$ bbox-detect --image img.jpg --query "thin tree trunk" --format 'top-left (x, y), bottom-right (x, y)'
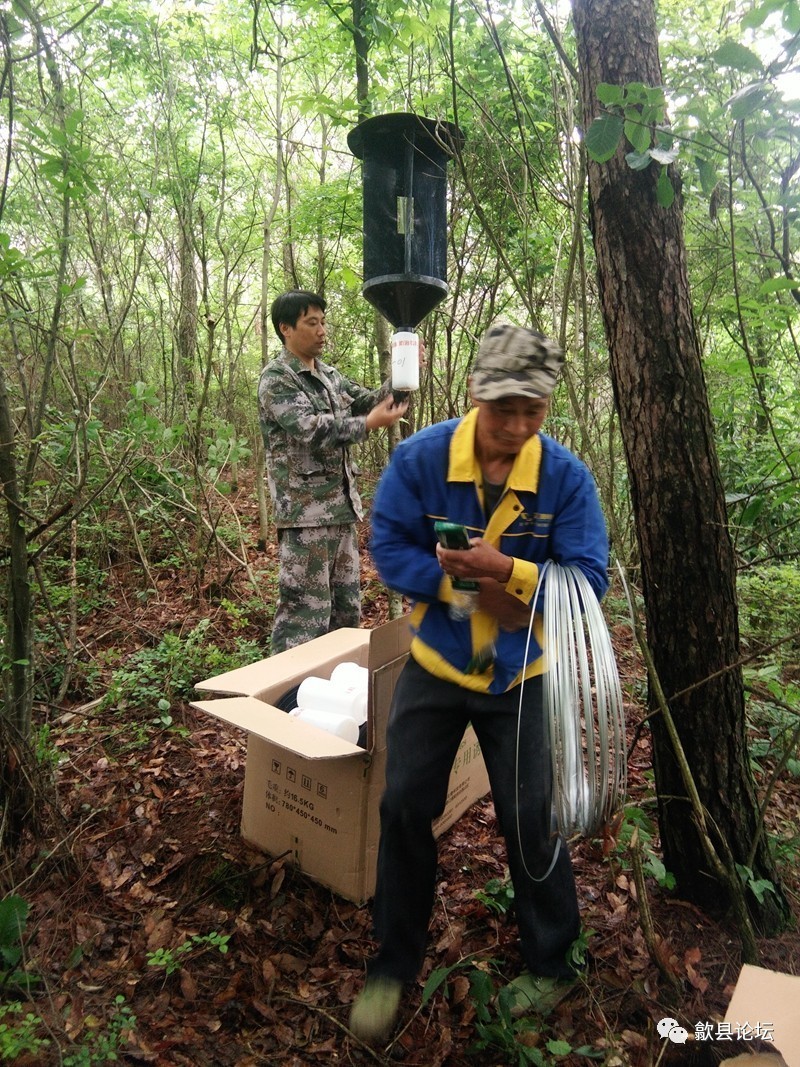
top-left (176, 201), bottom-right (198, 414)
top-left (258, 44), bottom-right (285, 552)
top-left (0, 361), bottom-right (32, 737)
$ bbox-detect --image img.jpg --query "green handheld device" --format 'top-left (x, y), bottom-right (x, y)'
top-left (434, 521), bottom-right (479, 591)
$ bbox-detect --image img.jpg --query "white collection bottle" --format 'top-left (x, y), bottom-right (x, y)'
top-left (391, 331), bottom-right (419, 391)
top-left (289, 706), bottom-right (360, 744)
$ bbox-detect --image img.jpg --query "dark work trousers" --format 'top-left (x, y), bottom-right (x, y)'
top-left (369, 656), bottom-right (580, 984)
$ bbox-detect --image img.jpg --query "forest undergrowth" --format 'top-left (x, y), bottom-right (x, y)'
top-left (1, 483), bottom-right (799, 1067)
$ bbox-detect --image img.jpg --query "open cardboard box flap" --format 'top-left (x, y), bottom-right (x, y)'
top-left (194, 627), bottom-right (370, 703)
top-left (191, 695), bottom-right (364, 760)
top-left (723, 964), bottom-right (799, 1067)
top-left (191, 620), bottom-right (413, 761)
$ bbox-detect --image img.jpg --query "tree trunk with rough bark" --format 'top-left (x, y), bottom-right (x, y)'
top-left (571, 0), bottom-right (788, 933)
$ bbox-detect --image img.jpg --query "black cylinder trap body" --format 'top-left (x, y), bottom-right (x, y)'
top-left (347, 112), bottom-right (463, 331)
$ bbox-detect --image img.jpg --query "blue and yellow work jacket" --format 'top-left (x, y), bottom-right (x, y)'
top-left (370, 409), bottom-right (609, 694)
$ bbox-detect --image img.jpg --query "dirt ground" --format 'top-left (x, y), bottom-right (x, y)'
top-left (3, 489), bottom-right (798, 1067)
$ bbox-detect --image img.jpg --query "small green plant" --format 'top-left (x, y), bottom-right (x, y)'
top-left (567, 927), bottom-right (593, 972)
top-left (614, 806), bottom-right (676, 890)
top-left (0, 1002), bottom-right (50, 1060)
top-left (735, 863), bottom-right (778, 907)
top-left (0, 894), bottom-right (39, 992)
top-left (146, 931), bottom-right (230, 977)
top-left (421, 958), bottom-right (599, 1065)
top-left (62, 995), bottom-right (137, 1066)
top-left (474, 875), bottom-right (515, 916)
top-left (32, 723), bottom-right (62, 770)
top-left (219, 598), bottom-right (250, 632)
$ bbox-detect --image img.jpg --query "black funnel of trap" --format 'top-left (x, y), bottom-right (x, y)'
top-left (347, 113), bottom-right (463, 329)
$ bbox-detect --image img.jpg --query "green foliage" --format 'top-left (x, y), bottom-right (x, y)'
top-left (0, 1003), bottom-right (50, 1061)
top-left (567, 927), bottom-right (594, 973)
top-left (31, 547), bottom-right (113, 699)
top-left (422, 956), bottom-right (596, 1064)
top-left (0, 895), bottom-right (39, 993)
top-left (1, 884), bottom-right (121, 1064)
top-left (472, 978), bottom-right (557, 1065)
top-left (203, 421), bottom-right (251, 488)
top-left (719, 426), bottom-right (800, 567)
top-left (20, 108), bottom-right (100, 202)
top-left (738, 566), bottom-right (800, 656)
top-left (146, 932), bottom-right (230, 977)
top-left (474, 875), bottom-right (515, 915)
top-left (61, 996), bottom-right (137, 1066)
top-left (744, 664), bottom-right (800, 803)
top-left (585, 81), bottom-right (677, 204)
top-left (31, 724), bottom-right (62, 770)
top-left (614, 806), bottom-right (677, 890)
top-left (735, 863), bottom-right (777, 906)
top-left (100, 618), bottom-right (262, 718)
top-left (123, 382), bottom-right (187, 493)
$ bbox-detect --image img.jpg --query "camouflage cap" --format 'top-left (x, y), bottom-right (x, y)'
top-left (470, 323), bottom-right (564, 401)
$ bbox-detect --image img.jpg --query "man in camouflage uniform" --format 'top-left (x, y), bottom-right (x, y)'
top-left (259, 290), bottom-right (408, 653)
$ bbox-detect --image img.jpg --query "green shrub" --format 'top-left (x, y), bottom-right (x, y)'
top-left (101, 618), bottom-right (262, 716)
top-left (421, 956), bottom-right (596, 1064)
top-left (613, 804), bottom-right (676, 890)
top-left (738, 565), bottom-right (800, 656)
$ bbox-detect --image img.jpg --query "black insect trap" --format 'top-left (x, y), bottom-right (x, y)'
top-left (347, 112), bottom-right (463, 392)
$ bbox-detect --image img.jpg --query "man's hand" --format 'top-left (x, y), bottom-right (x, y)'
top-left (436, 537), bottom-right (533, 631)
top-left (436, 536), bottom-right (513, 584)
top-left (366, 395), bottom-right (409, 431)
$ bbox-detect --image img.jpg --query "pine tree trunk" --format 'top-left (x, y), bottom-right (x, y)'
top-left (572, 0), bottom-right (788, 933)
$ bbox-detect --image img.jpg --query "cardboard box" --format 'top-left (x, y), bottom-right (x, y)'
top-left (191, 617), bottom-right (490, 904)
top-left (722, 964), bottom-right (798, 1066)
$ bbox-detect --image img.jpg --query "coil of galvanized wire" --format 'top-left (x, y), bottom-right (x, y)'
top-left (537, 561), bottom-right (626, 837)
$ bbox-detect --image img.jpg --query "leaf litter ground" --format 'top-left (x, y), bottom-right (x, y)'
top-left (5, 494), bottom-right (800, 1067)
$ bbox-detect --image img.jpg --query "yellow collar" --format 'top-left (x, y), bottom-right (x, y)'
top-left (448, 408), bottom-right (542, 494)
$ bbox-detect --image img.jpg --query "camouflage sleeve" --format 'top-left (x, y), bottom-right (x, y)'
top-left (343, 376), bottom-right (392, 415)
top-left (259, 361), bottom-right (370, 449)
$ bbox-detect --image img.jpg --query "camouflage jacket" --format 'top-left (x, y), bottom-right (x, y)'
top-left (258, 349), bottom-right (388, 528)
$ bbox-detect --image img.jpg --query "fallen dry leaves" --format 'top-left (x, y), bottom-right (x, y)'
top-left (3, 490), bottom-right (799, 1067)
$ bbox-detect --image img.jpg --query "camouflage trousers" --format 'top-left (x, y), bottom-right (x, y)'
top-left (270, 523), bottom-right (361, 654)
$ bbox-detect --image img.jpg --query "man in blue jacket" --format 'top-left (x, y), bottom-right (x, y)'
top-left (349, 323), bottom-right (609, 1043)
